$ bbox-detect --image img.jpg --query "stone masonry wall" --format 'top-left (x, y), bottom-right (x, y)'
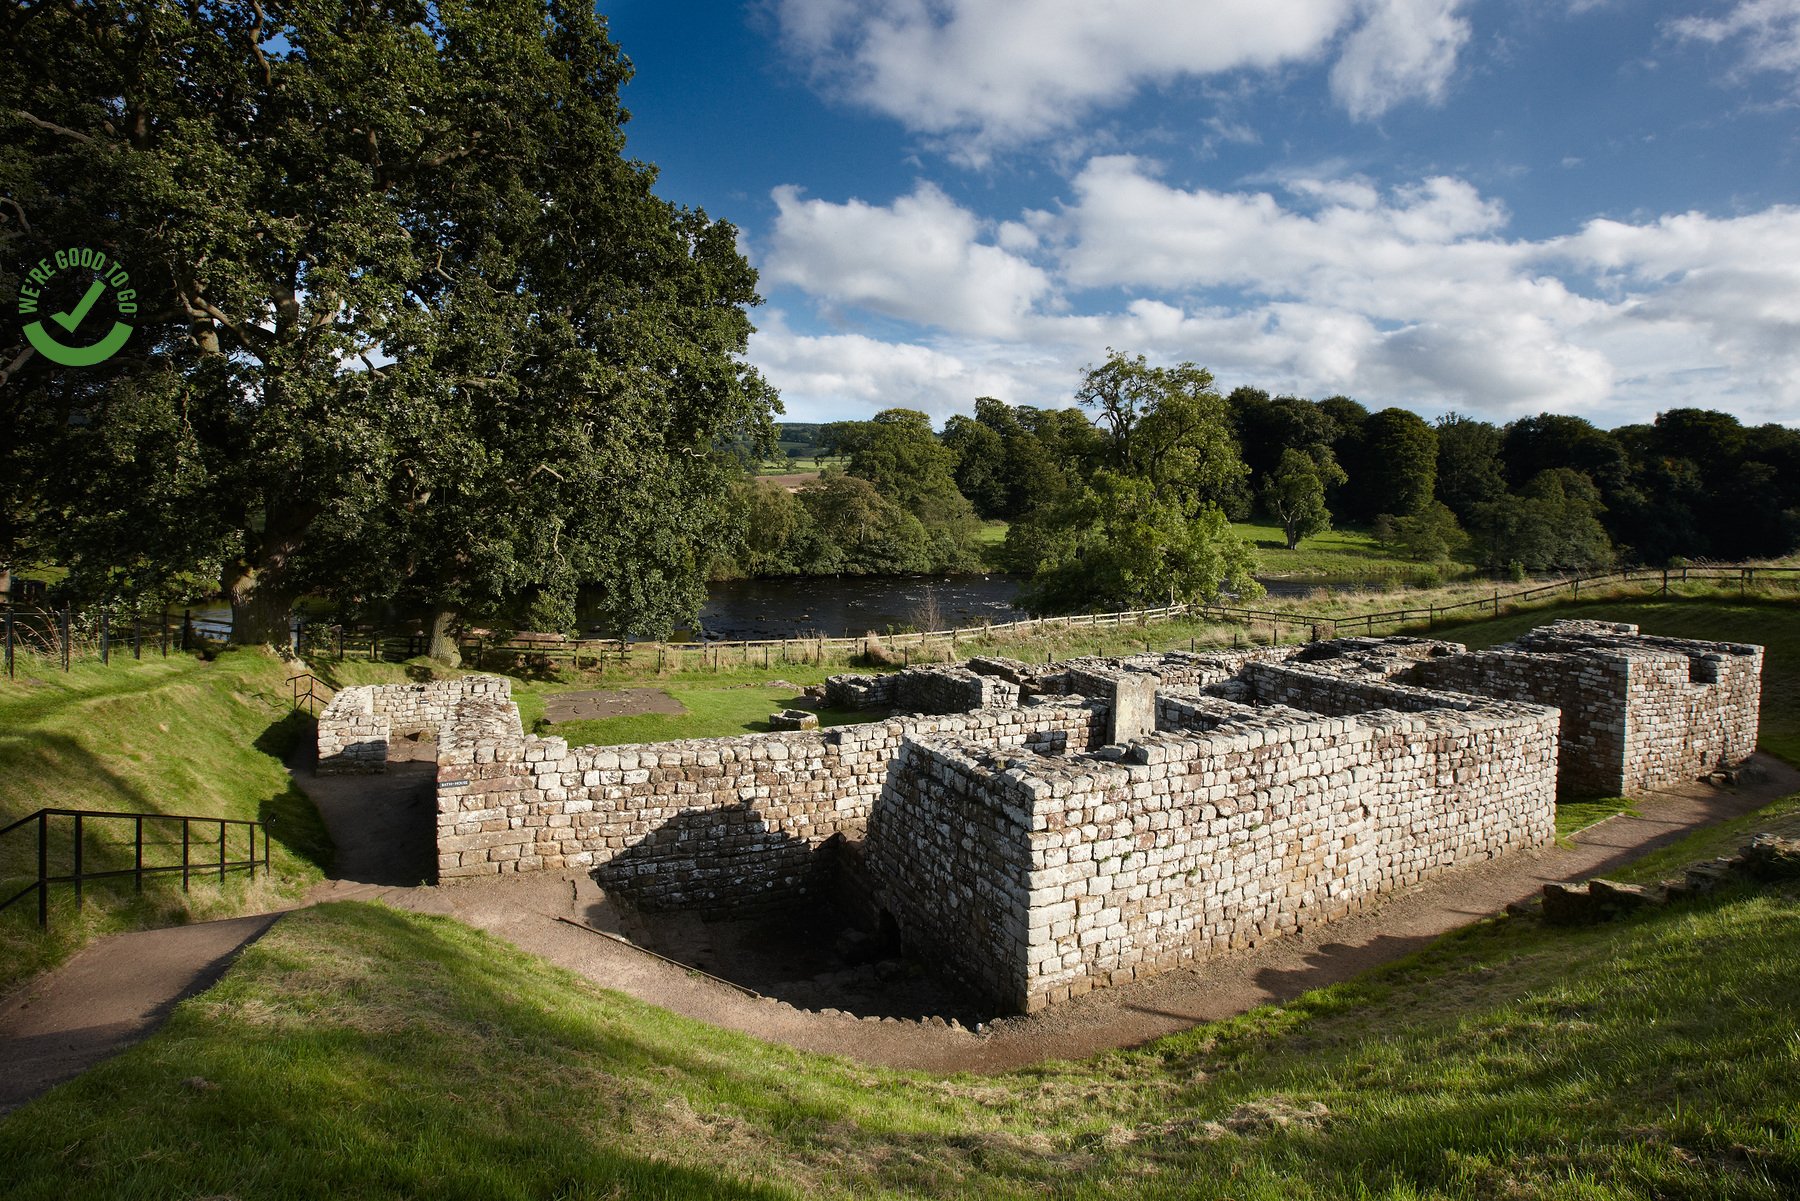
top-left (434, 697), bottom-right (1106, 908)
top-left (884, 694), bottom-right (1559, 1013)
top-left (317, 676), bottom-right (513, 775)
top-left (1397, 621), bottom-right (1762, 795)
top-left (824, 665), bottom-right (1019, 713)
top-left (864, 735), bottom-right (1038, 1008)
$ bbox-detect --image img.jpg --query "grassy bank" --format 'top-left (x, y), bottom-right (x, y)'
top-left (0, 650), bottom-right (333, 993)
top-left (3, 860), bottom-right (1797, 1197)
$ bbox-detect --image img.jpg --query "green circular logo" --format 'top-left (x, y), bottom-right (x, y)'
top-left (17, 247), bottom-right (136, 367)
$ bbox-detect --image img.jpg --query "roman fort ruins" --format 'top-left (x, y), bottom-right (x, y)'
top-left (315, 620), bottom-right (1762, 1015)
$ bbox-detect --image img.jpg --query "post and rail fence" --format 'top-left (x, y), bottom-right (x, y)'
top-left (4, 563), bottom-right (1799, 681)
top-left (0, 808), bottom-right (269, 928)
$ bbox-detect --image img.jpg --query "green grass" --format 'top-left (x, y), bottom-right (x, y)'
top-left (0, 649), bottom-right (332, 993)
top-left (1233, 519), bottom-right (1471, 582)
top-left (541, 687), bottom-right (868, 746)
top-left (1555, 797), bottom-right (1640, 840)
top-left (1605, 791), bottom-right (1800, 887)
top-left (3, 870), bottom-right (1798, 1198)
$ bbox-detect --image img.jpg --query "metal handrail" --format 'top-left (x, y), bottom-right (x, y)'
top-left (287, 672), bottom-right (333, 715)
top-left (0, 807), bottom-right (269, 928)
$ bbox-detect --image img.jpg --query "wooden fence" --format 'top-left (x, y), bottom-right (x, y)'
top-left (7, 563), bottom-right (1798, 678)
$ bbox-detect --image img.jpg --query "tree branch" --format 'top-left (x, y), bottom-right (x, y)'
top-left (0, 344), bottom-right (35, 388)
top-left (0, 195), bottom-right (30, 232)
top-left (13, 109), bottom-right (94, 144)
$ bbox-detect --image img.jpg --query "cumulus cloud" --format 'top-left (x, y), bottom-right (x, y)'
top-left (761, 183), bottom-right (1052, 337)
top-left (1330, 0), bottom-right (1472, 120)
top-left (748, 161), bottom-right (1800, 426)
top-left (1667, 0), bottom-right (1800, 82)
top-left (772, 0), bottom-right (1471, 156)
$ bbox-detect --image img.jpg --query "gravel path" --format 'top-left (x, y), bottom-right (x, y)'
top-left (2, 751), bottom-right (1794, 1114)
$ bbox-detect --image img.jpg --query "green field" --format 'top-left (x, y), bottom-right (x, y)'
top-left (0, 651), bottom-right (336, 991)
top-left (1232, 518), bottom-right (1473, 582)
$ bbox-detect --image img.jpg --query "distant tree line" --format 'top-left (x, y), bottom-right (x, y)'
top-left (719, 357), bottom-right (1800, 615)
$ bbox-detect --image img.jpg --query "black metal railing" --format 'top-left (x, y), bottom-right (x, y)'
top-left (0, 808), bottom-right (269, 928)
top-left (287, 672), bottom-right (333, 715)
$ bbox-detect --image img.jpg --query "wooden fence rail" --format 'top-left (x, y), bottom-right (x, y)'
top-left (6, 564), bottom-right (1798, 678)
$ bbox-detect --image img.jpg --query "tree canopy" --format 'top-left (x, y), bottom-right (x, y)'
top-left (1, 0), bottom-right (775, 645)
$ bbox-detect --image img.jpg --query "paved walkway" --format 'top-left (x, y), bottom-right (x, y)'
top-left (2, 753), bottom-right (1795, 1112)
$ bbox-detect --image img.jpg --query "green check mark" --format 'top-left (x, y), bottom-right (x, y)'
top-left (52, 279), bottom-right (107, 333)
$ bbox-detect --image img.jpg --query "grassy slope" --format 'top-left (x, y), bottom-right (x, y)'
top-left (2, 874), bottom-right (1796, 1198)
top-left (0, 650), bottom-right (332, 992)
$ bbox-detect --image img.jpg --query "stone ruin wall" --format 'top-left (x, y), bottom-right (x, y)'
top-left (873, 687), bottom-right (1559, 1013)
top-left (317, 676), bottom-right (514, 774)
top-left (314, 619), bottom-right (1762, 1015)
top-left (1391, 621), bottom-right (1762, 795)
top-left (432, 696), bottom-right (1106, 907)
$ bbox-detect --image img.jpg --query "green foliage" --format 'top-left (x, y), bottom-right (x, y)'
top-left (1261, 447), bottom-right (1345, 551)
top-left (1433, 412), bottom-right (1507, 525)
top-left (1473, 468), bottom-right (1615, 573)
top-left (1355, 407), bottom-right (1438, 520)
top-left (1389, 500), bottom-right (1470, 564)
top-left (823, 410), bottom-right (981, 570)
top-left (1007, 470), bottom-right (1260, 614)
top-left (942, 398), bottom-right (1082, 522)
top-left (1076, 350), bottom-right (1248, 514)
top-left (1, 0), bottom-right (775, 641)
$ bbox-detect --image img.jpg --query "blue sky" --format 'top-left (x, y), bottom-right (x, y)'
top-left (604, 1), bottom-right (1800, 429)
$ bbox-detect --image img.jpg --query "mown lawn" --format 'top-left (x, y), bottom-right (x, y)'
top-left (541, 687), bottom-right (868, 746)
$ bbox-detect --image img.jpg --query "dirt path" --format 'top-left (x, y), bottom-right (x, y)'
top-left (3, 753), bottom-right (1795, 1114)
top-left (0, 913), bottom-right (281, 1115)
top-left (406, 755), bottom-right (1800, 1073)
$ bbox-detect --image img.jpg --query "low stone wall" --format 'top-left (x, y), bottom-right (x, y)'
top-left (880, 696), bottom-right (1559, 1013)
top-left (316, 675), bottom-right (513, 775)
top-left (434, 697), bottom-right (1106, 907)
top-left (824, 665), bottom-right (1019, 713)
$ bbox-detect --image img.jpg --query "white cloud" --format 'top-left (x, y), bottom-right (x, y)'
top-left (772, 0), bottom-right (1470, 157)
top-left (1668, 0), bottom-right (1800, 82)
top-left (749, 160), bottom-right (1800, 426)
top-left (1330, 0), bottom-right (1472, 120)
top-left (761, 183), bottom-right (1052, 337)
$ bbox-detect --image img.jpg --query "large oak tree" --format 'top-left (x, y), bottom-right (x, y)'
top-left (2, 0), bottom-right (774, 646)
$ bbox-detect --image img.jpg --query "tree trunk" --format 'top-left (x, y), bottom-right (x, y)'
top-left (427, 607), bottom-right (461, 668)
top-left (225, 563), bottom-right (297, 648)
top-left (223, 504), bottom-right (317, 648)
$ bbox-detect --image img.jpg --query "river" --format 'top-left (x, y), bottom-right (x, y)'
top-left (691, 573), bottom-right (1359, 641)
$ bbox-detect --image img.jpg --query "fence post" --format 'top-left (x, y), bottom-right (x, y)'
top-left (182, 820), bottom-right (190, 891)
top-left (4, 609), bottom-right (12, 679)
top-left (1662, 569), bottom-right (1669, 596)
top-left (73, 813), bottom-right (83, 909)
top-left (219, 821), bottom-right (227, 884)
top-left (133, 598), bottom-right (141, 659)
top-left (181, 609), bottom-right (191, 652)
top-left (37, 811), bottom-right (48, 927)
top-left (101, 608), bottom-right (110, 665)
top-left (135, 815), bottom-right (144, 892)
top-left (62, 606), bottom-right (71, 671)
